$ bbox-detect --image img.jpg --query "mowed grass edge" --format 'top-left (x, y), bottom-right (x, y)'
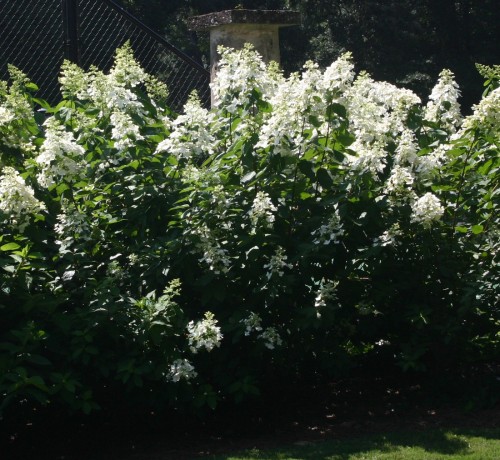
top-left (207, 427), bottom-right (500, 460)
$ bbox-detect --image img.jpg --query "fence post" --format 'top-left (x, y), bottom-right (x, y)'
top-left (62, 0), bottom-right (80, 64)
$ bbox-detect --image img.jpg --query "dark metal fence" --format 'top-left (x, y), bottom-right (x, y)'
top-left (0, 0), bottom-right (210, 110)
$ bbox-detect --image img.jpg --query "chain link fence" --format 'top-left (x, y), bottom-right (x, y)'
top-left (0, 0), bottom-right (210, 110)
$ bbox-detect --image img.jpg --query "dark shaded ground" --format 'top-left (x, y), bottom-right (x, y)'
top-left (2, 369), bottom-right (500, 460)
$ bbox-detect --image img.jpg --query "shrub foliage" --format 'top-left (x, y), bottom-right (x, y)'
top-left (0, 44), bottom-right (498, 417)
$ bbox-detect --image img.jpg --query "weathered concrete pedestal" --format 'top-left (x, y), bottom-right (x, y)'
top-left (188, 9), bottom-right (300, 103)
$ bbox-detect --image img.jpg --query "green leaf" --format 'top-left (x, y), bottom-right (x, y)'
top-left (298, 160), bottom-right (315, 181)
top-left (56, 183), bottom-right (70, 195)
top-left (28, 375), bottom-right (48, 391)
top-left (129, 160), bottom-right (140, 170)
top-left (1, 243), bottom-right (20, 251)
top-left (241, 171), bottom-right (256, 184)
top-left (26, 354), bottom-right (51, 366)
top-left (317, 168), bottom-right (333, 188)
top-left (308, 115), bottom-right (321, 128)
top-left (471, 224), bottom-right (484, 234)
top-left (327, 103), bottom-right (347, 119)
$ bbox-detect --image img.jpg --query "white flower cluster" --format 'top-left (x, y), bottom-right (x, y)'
top-left (258, 327), bottom-right (283, 350)
top-left (384, 165), bottom-right (415, 197)
top-left (110, 110), bottom-right (143, 152)
top-left (347, 140), bottom-right (387, 176)
top-left (263, 246), bottom-right (293, 280)
top-left (415, 144), bottom-right (450, 178)
top-left (352, 75), bottom-right (420, 136)
top-left (411, 192), bottom-right (444, 228)
top-left (240, 312), bottom-right (283, 349)
top-left (373, 223), bottom-right (403, 247)
top-left (187, 311), bottom-right (223, 353)
top-left (395, 129), bottom-right (446, 177)
top-left (256, 54), bottom-right (354, 154)
top-left (248, 191), bottom-right (276, 230)
top-left (167, 358), bottom-right (197, 382)
top-left (314, 279), bottom-right (339, 318)
top-left (60, 53), bottom-right (142, 116)
top-left (194, 225), bottom-right (231, 274)
top-left (36, 118), bottom-right (86, 188)
top-left (345, 73), bottom-right (421, 177)
top-left (0, 167), bottom-right (45, 231)
top-left (0, 105), bottom-right (15, 126)
top-left (59, 60), bottom-right (90, 99)
top-left (321, 52), bottom-right (356, 98)
top-left (241, 312), bottom-right (263, 336)
top-left (54, 201), bottom-right (92, 252)
top-left (212, 44), bottom-right (275, 111)
top-left (312, 208), bottom-right (344, 245)
top-left (394, 130), bottom-right (419, 166)
top-left (424, 69), bottom-right (462, 132)
top-left (156, 93), bottom-right (217, 159)
top-left (255, 72), bottom-right (305, 154)
top-left (60, 44), bottom-right (167, 109)
top-left (0, 68), bottom-right (37, 148)
top-left (88, 68), bottom-right (142, 114)
top-left (460, 87), bottom-right (500, 136)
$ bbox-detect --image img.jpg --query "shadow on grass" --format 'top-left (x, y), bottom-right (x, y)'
top-left (210, 427), bottom-right (500, 460)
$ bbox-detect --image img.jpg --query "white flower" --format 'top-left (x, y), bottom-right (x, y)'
top-left (193, 225), bottom-right (231, 274)
top-left (411, 192), bottom-right (444, 228)
top-left (59, 60), bottom-right (89, 99)
top-left (312, 207), bottom-right (344, 245)
top-left (36, 117), bottom-right (86, 188)
top-left (263, 246), bottom-right (292, 279)
top-left (156, 93), bottom-right (217, 159)
top-left (200, 244), bottom-right (231, 274)
top-left (256, 63), bottom-right (324, 154)
top-left (187, 311), bottom-right (223, 353)
top-left (346, 73), bottom-right (420, 145)
top-left (167, 358), bottom-right (197, 382)
top-left (314, 279), bottom-right (339, 318)
top-left (460, 87), bottom-right (500, 136)
top-left (54, 200), bottom-right (92, 252)
top-left (59, 44), bottom-right (165, 115)
top-left (415, 144), bottom-right (449, 177)
top-left (384, 165), bottom-right (414, 195)
top-left (248, 191), bottom-right (276, 230)
top-left (258, 327), bottom-right (283, 350)
top-left (395, 130), bottom-right (419, 166)
top-left (0, 106), bottom-right (15, 126)
top-left (110, 110), bottom-right (143, 151)
top-left (86, 67), bottom-right (143, 114)
top-left (210, 185), bottom-right (233, 219)
top-left (424, 69), bottom-right (462, 132)
top-left (54, 207), bottom-right (90, 239)
top-left (241, 312), bottom-right (263, 336)
top-left (0, 167), bottom-right (45, 231)
top-left (347, 140), bottom-right (387, 177)
top-left (211, 44), bottom-right (275, 110)
top-left (110, 42), bottom-right (147, 88)
top-left (374, 223), bottom-right (402, 247)
top-left (320, 52), bottom-right (355, 98)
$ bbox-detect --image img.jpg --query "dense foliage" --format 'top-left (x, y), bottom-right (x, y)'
top-left (0, 45), bottom-right (498, 418)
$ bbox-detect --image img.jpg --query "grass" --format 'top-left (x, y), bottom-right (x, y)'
top-left (207, 428), bottom-right (500, 460)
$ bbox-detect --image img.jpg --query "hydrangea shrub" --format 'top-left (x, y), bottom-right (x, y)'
top-left (0, 44), bottom-right (498, 417)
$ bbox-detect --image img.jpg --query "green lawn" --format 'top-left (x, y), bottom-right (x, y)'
top-left (208, 428), bottom-right (500, 460)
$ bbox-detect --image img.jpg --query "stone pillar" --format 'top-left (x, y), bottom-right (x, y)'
top-left (188, 10), bottom-right (300, 87)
